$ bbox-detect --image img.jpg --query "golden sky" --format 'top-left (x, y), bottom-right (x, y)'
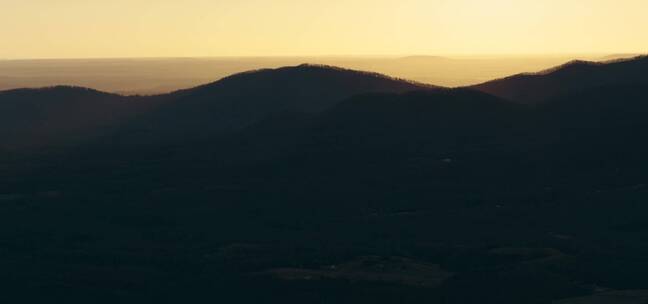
top-left (1, 0), bottom-right (647, 59)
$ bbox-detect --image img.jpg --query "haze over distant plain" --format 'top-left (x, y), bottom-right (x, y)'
top-left (0, 54), bottom-right (637, 94)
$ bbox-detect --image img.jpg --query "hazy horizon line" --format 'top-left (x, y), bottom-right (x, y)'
top-left (1, 52), bottom-right (644, 61)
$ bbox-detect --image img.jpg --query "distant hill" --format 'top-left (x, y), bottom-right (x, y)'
top-left (110, 64), bottom-right (433, 144)
top-left (222, 81), bottom-right (648, 183)
top-left (309, 89), bottom-right (525, 150)
top-left (7, 58), bottom-right (648, 151)
top-left (0, 64), bottom-right (433, 149)
top-left (172, 64), bottom-right (432, 112)
top-left (538, 83), bottom-right (648, 161)
top-left (0, 86), bottom-right (152, 150)
top-left (471, 55), bottom-right (648, 104)
top-left (213, 88), bottom-right (530, 165)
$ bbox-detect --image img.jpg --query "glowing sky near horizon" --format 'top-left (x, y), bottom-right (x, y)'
top-left (1, 0), bottom-right (647, 59)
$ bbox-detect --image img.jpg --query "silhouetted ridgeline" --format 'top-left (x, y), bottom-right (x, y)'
top-left (0, 86), bottom-right (155, 150)
top-left (0, 65), bottom-right (431, 150)
top-left (125, 64), bottom-right (434, 142)
top-left (2, 57), bottom-right (648, 303)
top-left (472, 55), bottom-right (648, 104)
top-left (4, 56), bottom-right (648, 149)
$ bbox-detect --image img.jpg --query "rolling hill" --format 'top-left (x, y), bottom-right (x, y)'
top-left (471, 55), bottom-right (648, 104)
top-left (0, 86), bottom-right (150, 150)
top-left (0, 65), bottom-right (433, 149)
top-left (119, 64), bottom-right (433, 143)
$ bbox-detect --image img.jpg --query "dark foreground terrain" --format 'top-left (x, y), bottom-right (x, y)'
top-left (2, 57), bottom-right (648, 303)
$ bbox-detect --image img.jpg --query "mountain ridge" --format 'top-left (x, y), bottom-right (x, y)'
top-left (471, 55), bottom-right (648, 104)
top-left (0, 64), bottom-right (434, 149)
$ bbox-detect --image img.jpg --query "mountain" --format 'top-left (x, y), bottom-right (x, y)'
top-left (471, 55), bottom-right (648, 104)
top-left (301, 89), bottom-right (527, 154)
top-left (537, 83), bottom-right (648, 172)
top-left (0, 86), bottom-right (152, 150)
top-left (108, 64), bottom-right (434, 144)
top-left (171, 64), bottom-right (432, 112)
top-left (541, 83), bottom-right (648, 127)
top-left (0, 65), bottom-right (433, 149)
top-left (207, 88), bottom-right (527, 164)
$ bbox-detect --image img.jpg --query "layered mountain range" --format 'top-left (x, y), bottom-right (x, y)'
top-left (2, 56), bottom-right (648, 304)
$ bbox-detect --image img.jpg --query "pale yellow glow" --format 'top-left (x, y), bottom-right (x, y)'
top-left (1, 0), bottom-right (647, 59)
